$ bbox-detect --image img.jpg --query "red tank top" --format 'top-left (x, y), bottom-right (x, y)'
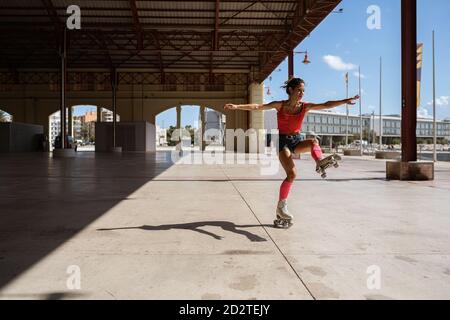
top-left (277, 101), bottom-right (308, 135)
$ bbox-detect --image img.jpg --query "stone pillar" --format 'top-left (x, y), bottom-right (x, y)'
top-left (200, 106), bottom-right (205, 151)
top-left (68, 106), bottom-right (73, 137)
top-left (60, 30), bottom-right (67, 149)
top-left (97, 106), bottom-right (102, 123)
top-left (248, 81), bottom-right (265, 154)
top-left (176, 105), bottom-right (181, 151)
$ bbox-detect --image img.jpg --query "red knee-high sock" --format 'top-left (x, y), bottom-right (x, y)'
top-left (279, 180), bottom-right (293, 201)
top-left (311, 144), bottom-right (323, 162)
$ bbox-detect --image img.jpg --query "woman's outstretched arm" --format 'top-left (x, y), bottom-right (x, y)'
top-left (306, 95), bottom-right (360, 111)
top-left (224, 100), bottom-right (282, 111)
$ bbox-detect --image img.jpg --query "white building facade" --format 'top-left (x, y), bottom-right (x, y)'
top-left (264, 110), bottom-right (450, 142)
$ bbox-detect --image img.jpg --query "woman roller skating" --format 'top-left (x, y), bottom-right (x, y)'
top-left (224, 78), bottom-right (359, 228)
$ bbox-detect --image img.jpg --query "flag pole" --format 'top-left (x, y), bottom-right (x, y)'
top-left (345, 72), bottom-right (349, 146)
top-left (359, 66), bottom-right (363, 156)
top-left (379, 57), bottom-right (383, 149)
top-left (433, 30), bottom-right (437, 162)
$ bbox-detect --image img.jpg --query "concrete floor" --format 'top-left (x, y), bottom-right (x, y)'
top-left (1, 151), bottom-right (450, 300)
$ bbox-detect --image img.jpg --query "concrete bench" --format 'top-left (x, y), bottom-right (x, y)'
top-left (375, 151), bottom-right (401, 160)
top-left (343, 149), bottom-right (362, 156)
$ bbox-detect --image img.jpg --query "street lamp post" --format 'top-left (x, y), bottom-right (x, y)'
top-left (288, 51), bottom-right (311, 79)
top-left (345, 72), bottom-right (349, 146)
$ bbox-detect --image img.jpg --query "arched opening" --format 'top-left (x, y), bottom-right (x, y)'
top-left (155, 106), bottom-right (227, 151)
top-left (48, 105), bottom-right (120, 151)
top-left (155, 105), bottom-right (200, 151)
top-left (155, 107), bottom-right (175, 150)
top-left (0, 109), bottom-right (13, 122)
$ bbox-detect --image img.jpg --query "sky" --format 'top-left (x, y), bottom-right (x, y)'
top-left (156, 0), bottom-right (450, 128)
top-left (264, 0), bottom-right (450, 120)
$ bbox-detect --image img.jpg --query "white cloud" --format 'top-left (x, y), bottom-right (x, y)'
top-left (323, 55), bottom-right (357, 71)
top-left (417, 107), bottom-right (433, 119)
top-left (353, 71), bottom-right (366, 79)
top-left (427, 96), bottom-right (449, 107)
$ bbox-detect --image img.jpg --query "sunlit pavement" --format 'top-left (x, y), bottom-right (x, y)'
top-left (1, 151), bottom-right (449, 300)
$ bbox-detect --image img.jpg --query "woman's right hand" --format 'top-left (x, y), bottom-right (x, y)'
top-left (224, 103), bottom-right (238, 110)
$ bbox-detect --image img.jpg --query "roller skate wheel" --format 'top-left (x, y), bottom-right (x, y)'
top-left (321, 173), bottom-right (327, 179)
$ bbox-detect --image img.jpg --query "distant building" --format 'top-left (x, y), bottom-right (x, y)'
top-left (73, 115), bottom-right (84, 139)
top-left (101, 109), bottom-right (120, 122)
top-left (371, 114), bottom-right (450, 139)
top-left (84, 110), bottom-right (97, 122)
top-left (264, 110), bottom-right (450, 144)
top-left (156, 125), bottom-right (167, 146)
top-left (49, 113), bottom-right (61, 149)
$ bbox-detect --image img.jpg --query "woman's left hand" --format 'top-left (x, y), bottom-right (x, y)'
top-left (346, 95), bottom-right (360, 105)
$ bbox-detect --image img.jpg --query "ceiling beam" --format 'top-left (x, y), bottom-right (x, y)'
top-left (129, 0), bottom-right (144, 51)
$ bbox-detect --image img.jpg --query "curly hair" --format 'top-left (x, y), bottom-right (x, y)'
top-left (281, 78), bottom-right (305, 95)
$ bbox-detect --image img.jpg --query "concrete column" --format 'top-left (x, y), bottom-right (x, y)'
top-left (248, 82), bottom-right (265, 154)
top-left (112, 69), bottom-right (118, 150)
top-left (53, 29), bottom-right (76, 157)
top-left (176, 105), bottom-right (181, 151)
top-left (176, 105), bottom-right (181, 130)
top-left (200, 106), bottom-right (205, 151)
top-left (60, 29), bottom-right (67, 149)
top-left (68, 105), bottom-right (73, 137)
top-left (97, 106), bottom-right (102, 123)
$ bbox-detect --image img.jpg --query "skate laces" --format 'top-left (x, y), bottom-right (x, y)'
top-left (278, 200), bottom-right (290, 215)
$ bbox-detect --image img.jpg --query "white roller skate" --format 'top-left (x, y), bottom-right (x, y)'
top-left (274, 199), bottom-right (293, 229)
top-left (315, 154), bottom-right (342, 179)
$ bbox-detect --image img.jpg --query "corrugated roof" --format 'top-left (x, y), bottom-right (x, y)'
top-left (0, 0), bottom-right (342, 82)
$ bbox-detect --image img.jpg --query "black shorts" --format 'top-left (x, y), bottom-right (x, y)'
top-left (279, 134), bottom-right (304, 153)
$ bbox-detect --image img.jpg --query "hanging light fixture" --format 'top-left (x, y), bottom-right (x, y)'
top-left (302, 51), bottom-right (311, 65)
top-left (266, 76), bottom-right (272, 96)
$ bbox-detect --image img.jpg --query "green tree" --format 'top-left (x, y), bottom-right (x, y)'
top-left (184, 125), bottom-right (195, 145)
top-left (80, 125), bottom-right (89, 142)
top-left (166, 125), bottom-right (177, 146)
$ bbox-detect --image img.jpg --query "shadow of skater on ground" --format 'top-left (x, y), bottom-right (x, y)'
top-left (97, 221), bottom-right (271, 242)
